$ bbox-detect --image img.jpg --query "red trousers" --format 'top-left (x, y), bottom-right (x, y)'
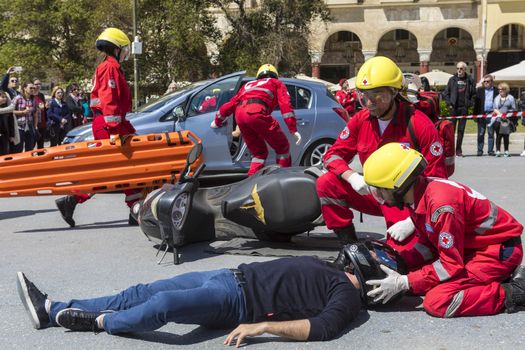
top-left (316, 171), bottom-right (418, 253)
top-left (422, 243), bottom-right (522, 317)
top-left (235, 106), bottom-right (291, 176)
top-left (73, 121), bottom-right (141, 208)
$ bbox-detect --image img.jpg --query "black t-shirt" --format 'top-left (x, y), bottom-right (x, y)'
top-left (456, 76), bottom-right (467, 109)
top-left (238, 256), bottom-right (361, 341)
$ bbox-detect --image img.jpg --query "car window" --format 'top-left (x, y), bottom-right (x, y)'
top-left (188, 76), bottom-right (240, 117)
top-left (286, 84), bottom-right (312, 110)
top-left (137, 81), bottom-right (207, 113)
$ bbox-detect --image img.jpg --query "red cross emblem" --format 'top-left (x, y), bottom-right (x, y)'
top-left (400, 143), bottom-right (410, 150)
top-left (430, 141), bottom-right (443, 156)
top-left (340, 126), bottom-right (350, 140)
top-left (362, 75), bottom-right (369, 86)
top-left (439, 232), bottom-right (454, 249)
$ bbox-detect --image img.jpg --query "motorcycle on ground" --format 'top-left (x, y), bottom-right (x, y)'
top-left (138, 142), bottom-right (325, 264)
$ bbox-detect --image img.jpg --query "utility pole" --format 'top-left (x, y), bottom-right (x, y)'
top-left (131, 0), bottom-right (142, 111)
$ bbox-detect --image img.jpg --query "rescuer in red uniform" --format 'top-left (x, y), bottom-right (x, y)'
top-left (316, 56), bottom-right (447, 246)
top-left (211, 64), bottom-right (301, 176)
top-left (55, 28), bottom-right (142, 228)
top-left (363, 143), bottom-right (525, 317)
top-left (335, 78), bottom-right (357, 116)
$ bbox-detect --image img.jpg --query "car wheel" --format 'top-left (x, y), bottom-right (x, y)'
top-left (301, 139), bottom-right (334, 167)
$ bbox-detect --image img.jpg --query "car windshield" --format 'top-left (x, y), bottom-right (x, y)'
top-left (135, 81), bottom-right (209, 114)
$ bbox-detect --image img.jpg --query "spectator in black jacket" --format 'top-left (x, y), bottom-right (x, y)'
top-left (65, 83), bottom-right (83, 128)
top-left (442, 61), bottom-right (476, 157)
top-left (46, 86), bottom-right (71, 146)
top-left (474, 74), bottom-right (496, 156)
top-left (33, 78), bottom-right (47, 149)
top-left (0, 90), bottom-right (15, 155)
top-left (1, 67), bottom-right (21, 99)
top-left (17, 255), bottom-right (363, 344)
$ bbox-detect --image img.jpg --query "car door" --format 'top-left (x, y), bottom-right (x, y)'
top-left (175, 72), bottom-right (245, 172)
top-left (233, 81), bottom-right (315, 167)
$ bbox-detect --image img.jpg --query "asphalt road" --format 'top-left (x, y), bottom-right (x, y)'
top-left (1, 134), bottom-right (525, 350)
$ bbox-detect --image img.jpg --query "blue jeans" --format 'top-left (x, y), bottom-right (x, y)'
top-left (477, 118), bottom-right (494, 154)
top-left (50, 269), bottom-right (247, 334)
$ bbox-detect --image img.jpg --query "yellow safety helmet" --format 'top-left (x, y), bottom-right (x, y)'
top-left (256, 64), bottom-right (279, 79)
top-left (96, 28), bottom-right (130, 49)
top-left (355, 56), bottom-right (403, 90)
top-left (363, 142), bottom-right (427, 191)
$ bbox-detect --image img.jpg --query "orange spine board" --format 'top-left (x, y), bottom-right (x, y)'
top-left (0, 131), bottom-right (203, 197)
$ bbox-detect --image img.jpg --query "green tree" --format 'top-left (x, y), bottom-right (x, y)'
top-left (210, 0), bottom-right (330, 76)
top-left (136, 0), bottom-right (220, 97)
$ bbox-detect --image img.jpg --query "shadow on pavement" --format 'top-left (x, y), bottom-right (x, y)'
top-left (370, 295), bottom-right (424, 313)
top-left (15, 219), bottom-right (130, 233)
top-left (0, 209), bottom-right (57, 220)
top-left (119, 326), bottom-right (228, 345)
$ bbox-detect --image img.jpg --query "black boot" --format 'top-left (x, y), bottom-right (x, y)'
top-left (334, 224), bottom-right (358, 244)
top-left (502, 265), bottom-right (525, 313)
top-left (55, 196), bottom-right (78, 228)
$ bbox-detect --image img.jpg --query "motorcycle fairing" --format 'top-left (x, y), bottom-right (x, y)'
top-left (222, 167), bottom-right (321, 234)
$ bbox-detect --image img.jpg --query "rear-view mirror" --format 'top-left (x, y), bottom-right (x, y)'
top-left (172, 106), bottom-right (185, 121)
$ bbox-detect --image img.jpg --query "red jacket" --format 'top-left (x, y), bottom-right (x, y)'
top-left (199, 95), bottom-right (217, 113)
top-left (323, 101), bottom-right (447, 178)
top-left (215, 77), bottom-right (297, 133)
top-left (406, 179), bottom-right (523, 294)
top-left (90, 56), bottom-right (135, 135)
top-left (335, 89), bottom-right (357, 115)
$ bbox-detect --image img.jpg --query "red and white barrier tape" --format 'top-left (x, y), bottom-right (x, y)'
top-left (439, 111), bottom-right (523, 120)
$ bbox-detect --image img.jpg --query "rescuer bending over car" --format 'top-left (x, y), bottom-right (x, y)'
top-left (362, 143), bottom-right (525, 316)
top-left (210, 64), bottom-right (301, 176)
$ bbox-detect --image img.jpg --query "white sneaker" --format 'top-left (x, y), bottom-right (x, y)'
top-left (495, 151), bottom-right (501, 157)
top-left (521, 150), bottom-right (525, 157)
top-left (504, 151), bottom-right (510, 157)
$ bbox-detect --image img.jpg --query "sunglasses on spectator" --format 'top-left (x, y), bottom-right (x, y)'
top-left (456, 67), bottom-right (465, 70)
top-left (483, 80), bottom-right (492, 83)
top-left (10, 79), bottom-right (18, 83)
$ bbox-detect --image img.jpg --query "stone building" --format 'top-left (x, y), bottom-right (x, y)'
top-left (211, 1), bottom-right (525, 84)
top-left (309, 0), bottom-right (525, 83)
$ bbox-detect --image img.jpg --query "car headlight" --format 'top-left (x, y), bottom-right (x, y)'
top-left (172, 192), bottom-right (189, 230)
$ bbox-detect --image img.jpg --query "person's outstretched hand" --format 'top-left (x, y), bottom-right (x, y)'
top-left (224, 323), bottom-right (266, 347)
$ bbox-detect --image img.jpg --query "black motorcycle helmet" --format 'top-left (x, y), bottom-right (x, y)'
top-left (340, 240), bottom-right (408, 307)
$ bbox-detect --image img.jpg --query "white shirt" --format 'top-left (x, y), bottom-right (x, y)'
top-left (378, 119), bottom-right (391, 136)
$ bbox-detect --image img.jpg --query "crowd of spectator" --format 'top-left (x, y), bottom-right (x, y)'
top-left (336, 60), bottom-right (525, 158)
top-left (0, 66), bottom-right (93, 156)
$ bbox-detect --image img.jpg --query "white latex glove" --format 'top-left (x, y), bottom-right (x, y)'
top-left (366, 265), bottom-right (409, 304)
top-left (293, 132), bottom-right (302, 145)
top-left (210, 120), bottom-right (219, 129)
top-left (347, 172), bottom-right (371, 195)
top-left (386, 217), bottom-right (415, 242)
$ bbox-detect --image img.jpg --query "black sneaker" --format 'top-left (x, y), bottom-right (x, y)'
top-left (16, 272), bottom-right (51, 329)
top-left (502, 265), bottom-right (525, 313)
top-left (56, 308), bottom-right (103, 332)
top-left (55, 196), bottom-right (78, 228)
top-left (334, 224), bottom-right (358, 244)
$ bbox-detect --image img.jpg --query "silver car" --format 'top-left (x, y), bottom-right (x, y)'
top-left (64, 71), bottom-right (348, 173)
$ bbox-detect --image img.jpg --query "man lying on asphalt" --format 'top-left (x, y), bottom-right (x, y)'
top-left (17, 247), bottom-right (386, 346)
